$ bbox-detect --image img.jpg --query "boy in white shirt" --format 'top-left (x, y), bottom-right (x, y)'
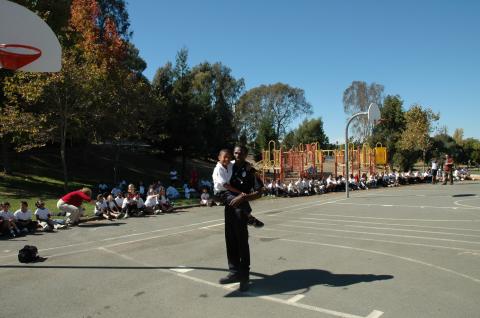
top-left (94, 194), bottom-right (111, 220)
top-left (212, 149), bottom-right (264, 228)
top-left (1, 202), bottom-right (21, 237)
top-left (14, 201), bottom-right (38, 233)
top-left (35, 200), bottom-right (57, 232)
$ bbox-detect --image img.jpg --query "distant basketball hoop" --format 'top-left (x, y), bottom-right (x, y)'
top-left (0, 44), bottom-right (42, 70)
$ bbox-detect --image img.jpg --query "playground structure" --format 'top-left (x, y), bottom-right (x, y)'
top-left (260, 141), bottom-right (387, 183)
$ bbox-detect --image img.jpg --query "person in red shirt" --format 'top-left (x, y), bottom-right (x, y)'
top-left (442, 154), bottom-right (454, 185)
top-left (56, 188), bottom-right (93, 226)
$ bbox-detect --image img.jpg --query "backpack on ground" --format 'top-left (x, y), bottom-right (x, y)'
top-left (18, 245), bottom-right (39, 263)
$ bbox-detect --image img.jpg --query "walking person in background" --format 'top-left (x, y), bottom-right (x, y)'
top-left (431, 158), bottom-right (438, 184)
top-left (442, 154), bottom-right (454, 185)
top-left (57, 188), bottom-right (94, 226)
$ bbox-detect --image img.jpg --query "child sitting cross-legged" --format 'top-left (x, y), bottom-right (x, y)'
top-left (34, 200), bottom-right (65, 231)
top-left (212, 148), bottom-right (264, 228)
top-left (14, 201), bottom-right (38, 234)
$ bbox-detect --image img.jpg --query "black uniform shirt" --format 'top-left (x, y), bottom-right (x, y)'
top-left (230, 162), bottom-right (264, 194)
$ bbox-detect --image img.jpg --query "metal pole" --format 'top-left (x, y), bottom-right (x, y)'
top-left (345, 112), bottom-right (367, 198)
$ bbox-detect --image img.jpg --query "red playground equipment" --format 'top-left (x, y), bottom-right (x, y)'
top-left (260, 141), bottom-right (387, 182)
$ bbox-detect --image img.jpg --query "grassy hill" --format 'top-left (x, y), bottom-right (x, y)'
top-left (0, 144), bottom-right (216, 214)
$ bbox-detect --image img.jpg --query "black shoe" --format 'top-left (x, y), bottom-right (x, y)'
top-left (219, 274), bottom-right (241, 284)
top-left (239, 280), bottom-right (249, 292)
top-left (248, 216), bottom-right (264, 228)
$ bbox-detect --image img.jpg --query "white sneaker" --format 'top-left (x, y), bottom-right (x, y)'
top-left (122, 213), bottom-right (129, 219)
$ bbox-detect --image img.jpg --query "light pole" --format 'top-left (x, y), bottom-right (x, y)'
top-left (344, 103), bottom-right (380, 198)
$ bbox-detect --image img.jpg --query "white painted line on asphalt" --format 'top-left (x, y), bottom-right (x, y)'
top-left (200, 223), bottom-right (224, 229)
top-left (366, 310), bottom-right (385, 318)
top-left (280, 238), bottom-right (480, 284)
top-left (279, 224), bottom-right (480, 245)
top-left (286, 294), bottom-right (305, 303)
top-left (307, 213), bottom-right (480, 222)
top-left (99, 247), bottom-right (383, 318)
top-left (261, 227), bottom-right (480, 252)
top-left (0, 219), bottom-right (225, 260)
top-left (333, 201), bottom-right (478, 211)
top-left (298, 217), bottom-right (480, 232)
top-left (453, 197), bottom-right (480, 209)
top-left (291, 220), bottom-right (480, 238)
top-left (343, 224), bottom-right (480, 238)
top-left (0, 198), bottom-right (335, 260)
top-left (169, 266), bottom-right (194, 273)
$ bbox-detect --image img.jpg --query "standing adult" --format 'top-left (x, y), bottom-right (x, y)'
top-left (442, 154), bottom-right (454, 185)
top-left (218, 145), bottom-right (264, 292)
top-left (57, 187), bottom-right (94, 226)
top-left (431, 158), bottom-right (438, 184)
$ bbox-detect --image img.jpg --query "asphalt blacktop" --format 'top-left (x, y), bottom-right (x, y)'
top-left (1, 181), bottom-right (480, 318)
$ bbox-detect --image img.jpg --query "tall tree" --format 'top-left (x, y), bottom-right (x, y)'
top-left (452, 128), bottom-right (464, 146)
top-left (236, 83), bottom-right (313, 143)
top-left (343, 81), bottom-right (384, 141)
top-left (369, 95), bottom-right (406, 168)
top-left (399, 104), bottom-right (439, 170)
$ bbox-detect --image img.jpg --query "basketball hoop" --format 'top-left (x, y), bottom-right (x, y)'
top-left (0, 44), bottom-right (42, 70)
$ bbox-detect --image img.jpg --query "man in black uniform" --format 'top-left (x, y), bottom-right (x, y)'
top-left (218, 145), bottom-right (264, 292)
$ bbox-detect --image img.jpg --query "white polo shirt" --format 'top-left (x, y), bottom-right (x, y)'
top-left (14, 209), bottom-right (32, 221)
top-left (212, 162), bottom-right (233, 193)
top-left (35, 208), bottom-right (50, 220)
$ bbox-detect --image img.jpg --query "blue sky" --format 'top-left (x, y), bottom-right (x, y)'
top-left (127, 0), bottom-right (479, 142)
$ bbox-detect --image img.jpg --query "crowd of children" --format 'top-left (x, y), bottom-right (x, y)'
top-left (1, 158), bottom-right (473, 239)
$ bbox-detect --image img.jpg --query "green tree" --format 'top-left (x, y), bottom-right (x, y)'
top-left (343, 81), bottom-right (384, 141)
top-left (399, 104), bottom-right (439, 170)
top-left (369, 95), bottom-right (405, 168)
top-left (292, 117), bottom-right (329, 148)
top-left (190, 62), bottom-right (244, 156)
top-left (452, 128), bottom-right (464, 146)
top-left (254, 115), bottom-right (278, 160)
top-left (236, 83), bottom-right (313, 142)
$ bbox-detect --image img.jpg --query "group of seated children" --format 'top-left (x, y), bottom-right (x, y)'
top-left (95, 183), bottom-right (174, 220)
top-left (264, 168), bottom-right (456, 198)
top-left (0, 200), bottom-right (65, 239)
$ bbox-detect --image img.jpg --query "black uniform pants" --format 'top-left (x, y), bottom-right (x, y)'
top-left (224, 204), bottom-right (250, 280)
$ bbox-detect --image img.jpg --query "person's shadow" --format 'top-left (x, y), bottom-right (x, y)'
top-left (226, 269), bottom-right (393, 297)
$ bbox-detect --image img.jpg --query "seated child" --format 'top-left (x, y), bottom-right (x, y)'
top-left (35, 200), bottom-right (59, 231)
top-left (1, 202), bottom-right (21, 237)
top-left (158, 187), bottom-right (174, 212)
top-left (94, 194), bottom-right (112, 220)
top-left (14, 201), bottom-right (38, 234)
top-left (212, 149), bottom-right (264, 228)
top-left (105, 195), bottom-right (123, 219)
top-left (121, 184), bottom-right (145, 218)
top-left (200, 188), bottom-right (212, 206)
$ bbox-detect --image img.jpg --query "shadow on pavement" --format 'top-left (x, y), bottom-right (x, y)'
top-left (226, 269), bottom-right (394, 297)
top-left (78, 222), bottom-right (127, 228)
top-left (452, 194), bottom-right (477, 197)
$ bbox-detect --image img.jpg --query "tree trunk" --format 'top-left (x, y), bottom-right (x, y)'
top-left (1, 137), bottom-right (11, 174)
top-left (181, 151), bottom-right (186, 182)
top-left (113, 144), bottom-right (120, 185)
top-left (60, 128), bottom-right (68, 192)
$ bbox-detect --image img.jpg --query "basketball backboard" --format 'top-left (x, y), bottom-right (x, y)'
top-left (0, 0), bottom-right (61, 72)
top-left (367, 103), bottom-right (381, 126)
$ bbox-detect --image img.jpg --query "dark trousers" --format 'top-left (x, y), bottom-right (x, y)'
top-left (224, 204), bottom-right (250, 280)
top-left (443, 170), bottom-right (453, 184)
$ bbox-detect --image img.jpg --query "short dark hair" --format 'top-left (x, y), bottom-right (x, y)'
top-left (234, 145), bottom-right (248, 154)
top-left (21, 201), bottom-right (28, 206)
top-left (219, 148), bottom-right (231, 156)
